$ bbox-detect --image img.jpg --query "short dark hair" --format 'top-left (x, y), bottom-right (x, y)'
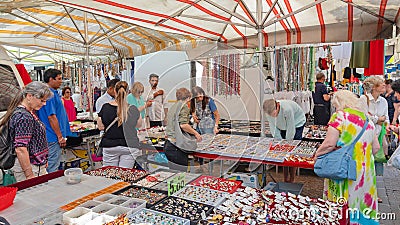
top-left (62, 86), bottom-right (71, 96)
top-left (385, 79), bottom-right (393, 85)
top-left (149, 74), bottom-right (159, 80)
top-left (107, 78), bottom-right (120, 89)
top-left (316, 72), bottom-right (325, 80)
top-left (44, 68), bottom-right (62, 83)
top-left (391, 80), bottom-right (400, 93)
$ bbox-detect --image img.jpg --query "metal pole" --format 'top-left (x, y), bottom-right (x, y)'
top-left (84, 12), bottom-right (94, 119)
top-left (257, 0), bottom-right (265, 137)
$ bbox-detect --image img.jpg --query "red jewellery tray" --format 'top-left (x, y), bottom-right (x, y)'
top-left (190, 175), bottom-right (242, 194)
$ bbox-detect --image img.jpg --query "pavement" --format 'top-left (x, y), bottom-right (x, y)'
top-left (377, 164), bottom-right (400, 225)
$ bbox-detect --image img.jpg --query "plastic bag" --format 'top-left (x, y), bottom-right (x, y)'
top-left (154, 152), bottom-right (168, 164)
top-left (388, 145), bottom-right (400, 170)
top-left (1, 169), bottom-right (16, 186)
top-left (375, 123), bottom-right (388, 163)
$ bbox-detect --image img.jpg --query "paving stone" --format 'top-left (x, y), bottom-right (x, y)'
top-left (380, 196), bottom-right (390, 204)
top-left (378, 188), bottom-right (388, 197)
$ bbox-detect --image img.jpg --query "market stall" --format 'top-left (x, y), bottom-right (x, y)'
top-left (0, 166), bottom-right (348, 225)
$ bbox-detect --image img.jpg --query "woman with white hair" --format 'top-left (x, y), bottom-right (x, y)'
top-left (0, 81), bottom-right (53, 181)
top-left (315, 90), bottom-right (379, 225)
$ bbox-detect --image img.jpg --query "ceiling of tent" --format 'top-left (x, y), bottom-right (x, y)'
top-left (0, 0), bottom-right (207, 58)
top-left (45, 0), bottom-right (400, 48)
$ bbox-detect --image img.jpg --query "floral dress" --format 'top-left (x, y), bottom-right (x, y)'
top-left (323, 108), bottom-right (378, 225)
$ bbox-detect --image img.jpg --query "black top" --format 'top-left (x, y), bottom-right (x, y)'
top-left (98, 103), bottom-right (140, 148)
top-left (383, 91), bottom-right (399, 123)
top-left (312, 82), bottom-right (330, 106)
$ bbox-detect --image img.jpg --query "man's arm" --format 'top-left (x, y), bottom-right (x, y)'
top-left (392, 102), bottom-right (400, 125)
top-left (48, 115), bottom-right (66, 147)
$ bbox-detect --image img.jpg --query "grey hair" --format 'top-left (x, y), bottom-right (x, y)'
top-left (23, 81), bottom-right (54, 99)
top-left (363, 76), bottom-right (384, 94)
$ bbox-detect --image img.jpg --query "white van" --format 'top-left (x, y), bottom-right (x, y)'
top-left (0, 45), bottom-right (24, 117)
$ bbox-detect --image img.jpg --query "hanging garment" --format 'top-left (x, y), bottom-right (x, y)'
top-left (350, 41), bottom-right (370, 68)
top-left (343, 67), bottom-right (352, 79)
top-left (364, 40), bottom-right (384, 76)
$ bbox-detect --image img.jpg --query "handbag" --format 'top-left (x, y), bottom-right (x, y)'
top-left (1, 169), bottom-right (16, 186)
top-left (314, 118), bottom-right (369, 181)
top-left (174, 102), bottom-right (197, 153)
top-left (96, 117), bottom-right (118, 157)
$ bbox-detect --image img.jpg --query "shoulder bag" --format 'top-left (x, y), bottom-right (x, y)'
top-left (314, 117), bottom-right (369, 181)
top-left (174, 102), bottom-right (197, 153)
top-left (96, 117), bottom-right (118, 157)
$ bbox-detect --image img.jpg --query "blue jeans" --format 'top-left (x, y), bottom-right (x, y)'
top-left (47, 142), bottom-right (62, 173)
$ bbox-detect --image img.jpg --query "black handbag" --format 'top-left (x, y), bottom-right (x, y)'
top-left (96, 117), bottom-right (118, 157)
top-left (174, 102), bottom-right (197, 153)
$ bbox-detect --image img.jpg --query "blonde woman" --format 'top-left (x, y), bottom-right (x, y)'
top-left (97, 81), bottom-right (142, 168)
top-left (315, 90), bottom-right (379, 225)
top-left (127, 82), bottom-right (152, 129)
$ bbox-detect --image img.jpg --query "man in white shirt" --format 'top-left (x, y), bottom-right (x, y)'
top-left (95, 78), bottom-right (119, 113)
top-left (144, 74), bottom-right (167, 127)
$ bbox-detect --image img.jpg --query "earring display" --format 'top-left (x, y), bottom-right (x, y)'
top-left (87, 166), bottom-right (148, 183)
top-left (190, 175), bottom-right (241, 194)
top-left (303, 125), bottom-right (328, 140)
top-left (207, 186), bottom-right (344, 225)
top-left (152, 172), bottom-right (201, 192)
top-left (291, 141), bottom-right (320, 157)
top-left (172, 185), bottom-right (228, 207)
top-left (134, 171), bottom-right (176, 187)
top-left (151, 196), bottom-right (213, 222)
top-left (128, 208), bottom-right (190, 225)
top-left (114, 185), bottom-right (168, 207)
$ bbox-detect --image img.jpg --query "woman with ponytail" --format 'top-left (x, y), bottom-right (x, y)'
top-left (97, 81), bottom-right (142, 168)
top-left (0, 81), bottom-right (53, 181)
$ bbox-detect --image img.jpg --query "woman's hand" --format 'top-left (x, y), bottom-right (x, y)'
top-left (213, 126), bottom-right (219, 134)
top-left (145, 100), bottom-right (153, 107)
top-left (192, 114), bottom-right (199, 124)
top-left (194, 132), bottom-right (202, 142)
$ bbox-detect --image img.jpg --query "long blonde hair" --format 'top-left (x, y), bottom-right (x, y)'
top-left (115, 81), bottom-right (129, 126)
top-left (332, 90), bottom-right (362, 112)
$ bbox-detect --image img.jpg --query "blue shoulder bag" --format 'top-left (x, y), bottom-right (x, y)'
top-left (314, 118), bottom-right (369, 181)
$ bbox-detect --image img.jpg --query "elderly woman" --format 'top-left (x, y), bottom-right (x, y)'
top-left (315, 90), bottom-right (379, 225)
top-left (97, 81), bottom-right (142, 168)
top-left (165, 88), bottom-right (202, 171)
top-left (360, 76), bottom-right (389, 176)
top-left (127, 81), bottom-right (152, 129)
top-left (0, 81), bottom-right (53, 181)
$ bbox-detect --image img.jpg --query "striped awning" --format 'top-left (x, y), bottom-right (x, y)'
top-left (0, 1), bottom-right (207, 58)
top-left (46, 0), bottom-right (400, 49)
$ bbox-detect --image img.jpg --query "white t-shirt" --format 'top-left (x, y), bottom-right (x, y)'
top-left (144, 86), bottom-right (165, 121)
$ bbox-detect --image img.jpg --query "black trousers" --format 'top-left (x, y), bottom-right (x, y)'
top-left (313, 105), bottom-right (330, 125)
top-left (150, 121), bottom-right (163, 127)
top-left (164, 140), bottom-right (189, 172)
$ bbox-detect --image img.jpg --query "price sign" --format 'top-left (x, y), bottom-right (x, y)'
top-left (167, 173), bottom-right (186, 196)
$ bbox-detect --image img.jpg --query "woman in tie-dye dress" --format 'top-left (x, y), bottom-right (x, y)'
top-left (315, 90), bottom-right (380, 225)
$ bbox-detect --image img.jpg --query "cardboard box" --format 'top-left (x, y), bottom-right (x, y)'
top-left (224, 172), bottom-right (263, 189)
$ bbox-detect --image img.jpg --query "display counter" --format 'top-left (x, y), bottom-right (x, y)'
top-left (1, 167), bottom-right (348, 225)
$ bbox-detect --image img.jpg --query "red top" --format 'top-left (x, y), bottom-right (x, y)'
top-left (62, 98), bottom-right (77, 122)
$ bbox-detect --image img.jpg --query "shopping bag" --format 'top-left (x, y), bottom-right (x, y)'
top-left (1, 169), bottom-right (16, 186)
top-left (376, 123), bottom-right (388, 163)
top-left (388, 145), bottom-right (400, 170)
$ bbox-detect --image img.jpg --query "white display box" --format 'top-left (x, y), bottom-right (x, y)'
top-left (223, 172), bottom-right (262, 189)
top-left (62, 207), bottom-right (94, 225)
top-left (121, 198), bottom-right (146, 212)
top-left (93, 193), bottom-right (117, 202)
top-left (106, 195), bottom-right (131, 206)
top-left (91, 203), bottom-right (115, 214)
top-left (106, 206), bottom-right (132, 217)
top-left (85, 215), bottom-right (115, 225)
top-left (79, 200), bottom-right (102, 209)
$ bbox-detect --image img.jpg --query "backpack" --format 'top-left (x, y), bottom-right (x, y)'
top-left (0, 108), bottom-right (23, 170)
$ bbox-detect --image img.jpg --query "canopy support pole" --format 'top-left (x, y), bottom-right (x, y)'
top-left (257, 0), bottom-right (265, 137)
top-left (84, 12), bottom-right (93, 120)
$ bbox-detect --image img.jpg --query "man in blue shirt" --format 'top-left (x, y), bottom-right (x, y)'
top-left (37, 69), bottom-right (71, 172)
top-left (263, 99), bottom-right (306, 183)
